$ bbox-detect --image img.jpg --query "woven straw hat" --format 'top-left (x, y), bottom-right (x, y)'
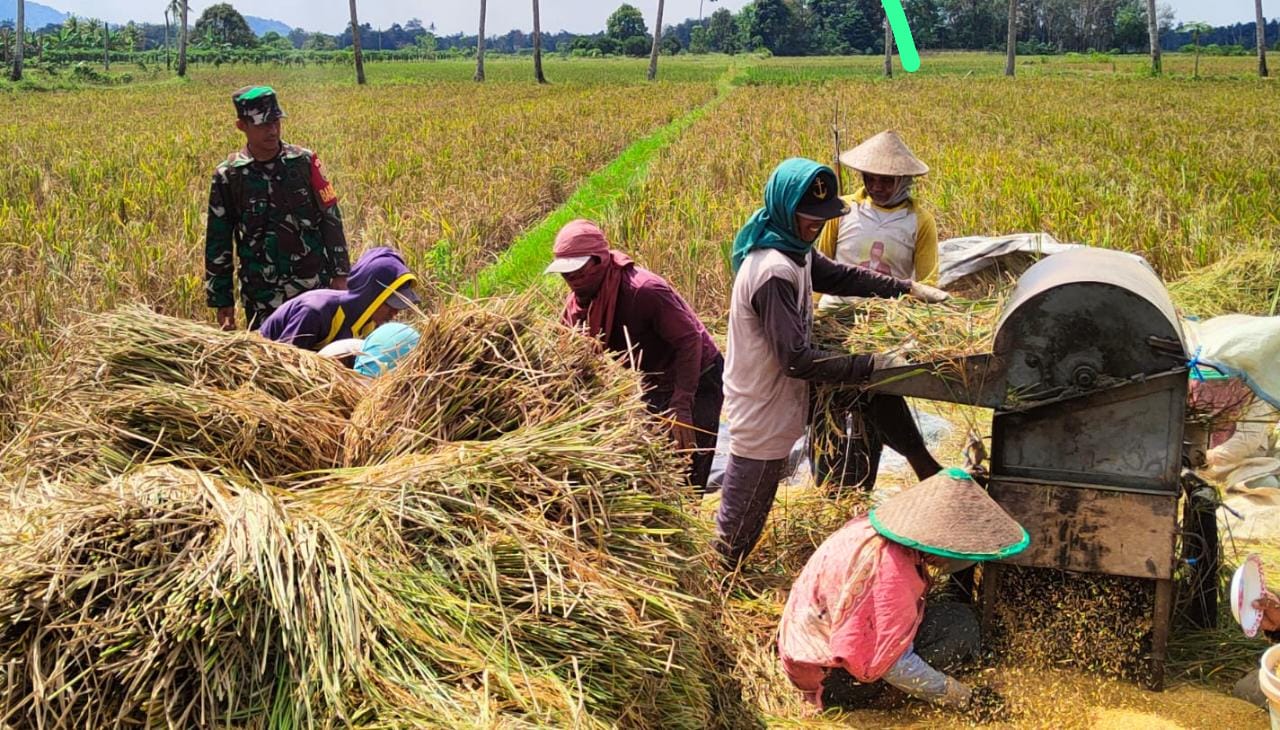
top-left (869, 468), bottom-right (1029, 561)
top-left (839, 130), bottom-right (929, 177)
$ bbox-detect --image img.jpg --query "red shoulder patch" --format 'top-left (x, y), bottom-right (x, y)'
top-left (310, 155), bottom-right (339, 208)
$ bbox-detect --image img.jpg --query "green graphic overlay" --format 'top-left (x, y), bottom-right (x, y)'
top-left (882, 0), bottom-right (921, 73)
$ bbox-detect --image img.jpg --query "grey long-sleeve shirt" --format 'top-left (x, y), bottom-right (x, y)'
top-left (750, 250), bottom-right (911, 383)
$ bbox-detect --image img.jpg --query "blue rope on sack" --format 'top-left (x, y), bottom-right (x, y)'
top-left (1187, 345), bottom-right (1206, 383)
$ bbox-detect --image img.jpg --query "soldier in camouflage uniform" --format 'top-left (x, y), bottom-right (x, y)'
top-left (205, 85), bottom-right (351, 330)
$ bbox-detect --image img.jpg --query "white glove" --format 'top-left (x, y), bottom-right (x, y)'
top-left (910, 281), bottom-right (950, 304)
top-left (941, 677), bottom-right (973, 710)
top-left (872, 350), bottom-right (910, 371)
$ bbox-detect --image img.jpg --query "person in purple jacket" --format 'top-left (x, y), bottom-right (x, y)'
top-left (259, 246), bottom-right (421, 351)
top-left (545, 219), bottom-right (723, 492)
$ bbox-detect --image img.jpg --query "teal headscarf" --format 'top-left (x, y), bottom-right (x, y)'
top-left (730, 157), bottom-right (834, 273)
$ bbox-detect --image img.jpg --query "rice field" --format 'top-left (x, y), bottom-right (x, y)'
top-left (2, 52), bottom-right (1277, 728)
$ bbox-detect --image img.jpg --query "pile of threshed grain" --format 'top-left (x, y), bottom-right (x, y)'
top-left (988, 567), bottom-right (1154, 681)
top-left (0, 299), bottom-right (751, 729)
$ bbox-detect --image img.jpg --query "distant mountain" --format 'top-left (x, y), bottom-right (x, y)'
top-left (0, 0), bottom-right (67, 29)
top-left (245, 15), bottom-right (293, 37)
top-left (0, 3), bottom-right (295, 37)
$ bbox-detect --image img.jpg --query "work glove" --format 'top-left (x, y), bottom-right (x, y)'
top-left (871, 350), bottom-right (911, 372)
top-left (909, 281), bottom-right (950, 304)
top-left (939, 677), bottom-right (972, 710)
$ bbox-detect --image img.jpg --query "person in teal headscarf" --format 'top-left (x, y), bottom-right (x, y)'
top-left (715, 158), bottom-right (950, 569)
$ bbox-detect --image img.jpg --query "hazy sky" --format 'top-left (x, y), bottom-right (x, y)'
top-left (46, 1), bottom-right (1259, 36)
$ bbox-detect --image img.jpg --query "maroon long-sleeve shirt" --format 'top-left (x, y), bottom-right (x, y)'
top-left (564, 265), bottom-right (720, 418)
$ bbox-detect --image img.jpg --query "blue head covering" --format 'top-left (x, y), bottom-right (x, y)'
top-left (354, 322), bottom-right (421, 377)
top-left (730, 158), bottom-right (838, 273)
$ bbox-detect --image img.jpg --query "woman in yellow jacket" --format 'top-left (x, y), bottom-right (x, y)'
top-left (812, 131), bottom-right (944, 493)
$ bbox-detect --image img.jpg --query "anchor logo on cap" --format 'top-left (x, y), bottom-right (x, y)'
top-left (812, 176), bottom-right (828, 200)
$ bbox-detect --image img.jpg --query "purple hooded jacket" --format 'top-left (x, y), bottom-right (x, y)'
top-left (260, 247), bottom-right (417, 351)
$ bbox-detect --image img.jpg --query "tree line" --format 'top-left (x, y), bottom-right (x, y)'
top-left (5, 0), bottom-right (1277, 83)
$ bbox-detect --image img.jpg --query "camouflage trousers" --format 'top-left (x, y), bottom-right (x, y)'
top-left (240, 274), bottom-right (326, 330)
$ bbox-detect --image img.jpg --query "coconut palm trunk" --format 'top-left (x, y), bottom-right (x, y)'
top-left (349, 0), bottom-right (366, 84)
top-left (533, 0), bottom-right (547, 83)
top-left (1005, 0), bottom-right (1016, 76)
top-left (177, 0), bottom-right (188, 76)
top-left (474, 0), bottom-right (487, 82)
top-left (9, 0), bottom-right (22, 81)
top-left (1146, 0), bottom-right (1161, 75)
top-left (1258, 0), bottom-right (1269, 77)
top-left (648, 0), bottom-right (665, 82)
top-left (883, 15), bottom-right (893, 77)
top-left (163, 7), bottom-right (170, 70)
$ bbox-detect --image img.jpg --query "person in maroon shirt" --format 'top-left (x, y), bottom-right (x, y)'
top-left (546, 219), bottom-right (723, 491)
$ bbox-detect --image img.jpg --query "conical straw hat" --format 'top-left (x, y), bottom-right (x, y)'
top-left (839, 130), bottom-right (930, 177)
top-left (869, 468), bottom-right (1029, 561)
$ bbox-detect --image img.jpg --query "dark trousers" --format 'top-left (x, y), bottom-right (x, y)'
top-left (645, 355), bottom-right (724, 491)
top-left (811, 393), bottom-right (942, 493)
top-left (821, 601), bottom-right (981, 709)
top-left (713, 453), bottom-right (790, 568)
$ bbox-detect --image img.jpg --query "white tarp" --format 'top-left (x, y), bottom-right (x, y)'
top-left (1184, 316), bottom-right (1280, 539)
top-left (936, 233), bottom-right (1085, 289)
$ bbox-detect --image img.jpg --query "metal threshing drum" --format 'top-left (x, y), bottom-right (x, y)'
top-left (868, 247), bottom-right (1193, 688)
top-left (989, 247), bottom-right (1188, 496)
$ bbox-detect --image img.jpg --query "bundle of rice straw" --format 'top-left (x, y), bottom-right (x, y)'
top-left (0, 298), bottom-right (751, 729)
top-left (0, 465), bottom-right (388, 727)
top-left (344, 295), bottom-right (636, 465)
top-left (808, 298), bottom-right (1002, 487)
top-left (12, 306), bottom-right (361, 481)
top-left (1169, 248), bottom-right (1280, 318)
top-left (811, 297), bottom-right (1003, 363)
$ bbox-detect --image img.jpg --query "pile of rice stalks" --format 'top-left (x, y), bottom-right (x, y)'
top-left (989, 567), bottom-right (1154, 680)
top-left (0, 465), bottom-right (386, 727)
top-left (1169, 248), bottom-right (1280, 318)
top-left (809, 298), bottom-right (1002, 484)
top-left (10, 306), bottom-right (363, 482)
top-left (0, 299), bottom-right (748, 729)
top-left (344, 301), bottom-right (629, 465)
top-left (811, 297), bottom-right (1004, 362)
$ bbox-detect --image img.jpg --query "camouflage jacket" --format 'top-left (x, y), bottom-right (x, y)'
top-left (204, 143), bottom-right (351, 323)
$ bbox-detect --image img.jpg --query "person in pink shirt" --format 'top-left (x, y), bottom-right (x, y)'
top-left (778, 469), bottom-right (1028, 718)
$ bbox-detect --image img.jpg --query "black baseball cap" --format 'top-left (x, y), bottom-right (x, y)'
top-left (794, 169), bottom-right (849, 220)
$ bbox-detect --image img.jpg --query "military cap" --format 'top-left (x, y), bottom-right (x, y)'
top-left (232, 85), bottom-right (287, 125)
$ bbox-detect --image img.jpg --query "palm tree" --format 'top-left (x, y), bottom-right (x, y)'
top-left (348, 0), bottom-right (366, 84)
top-left (647, 0), bottom-right (665, 82)
top-left (163, 0), bottom-right (180, 70)
top-left (474, 0), bottom-right (486, 82)
top-left (532, 0), bottom-right (547, 83)
top-left (9, 0), bottom-right (23, 82)
top-left (1257, 0), bottom-right (1269, 77)
top-left (123, 22), bottom-right (140, 54)
top-left (1180, 22), bottom-right (1212, 79)
top-left (1004, 0), bottom-right (1016, 76)
top-left (1146, 0), bottom-right (1161, 75)
top-left (103, 21), bottom-right (110, 70)
top-left (177, 0), bottom-right (189, 76)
